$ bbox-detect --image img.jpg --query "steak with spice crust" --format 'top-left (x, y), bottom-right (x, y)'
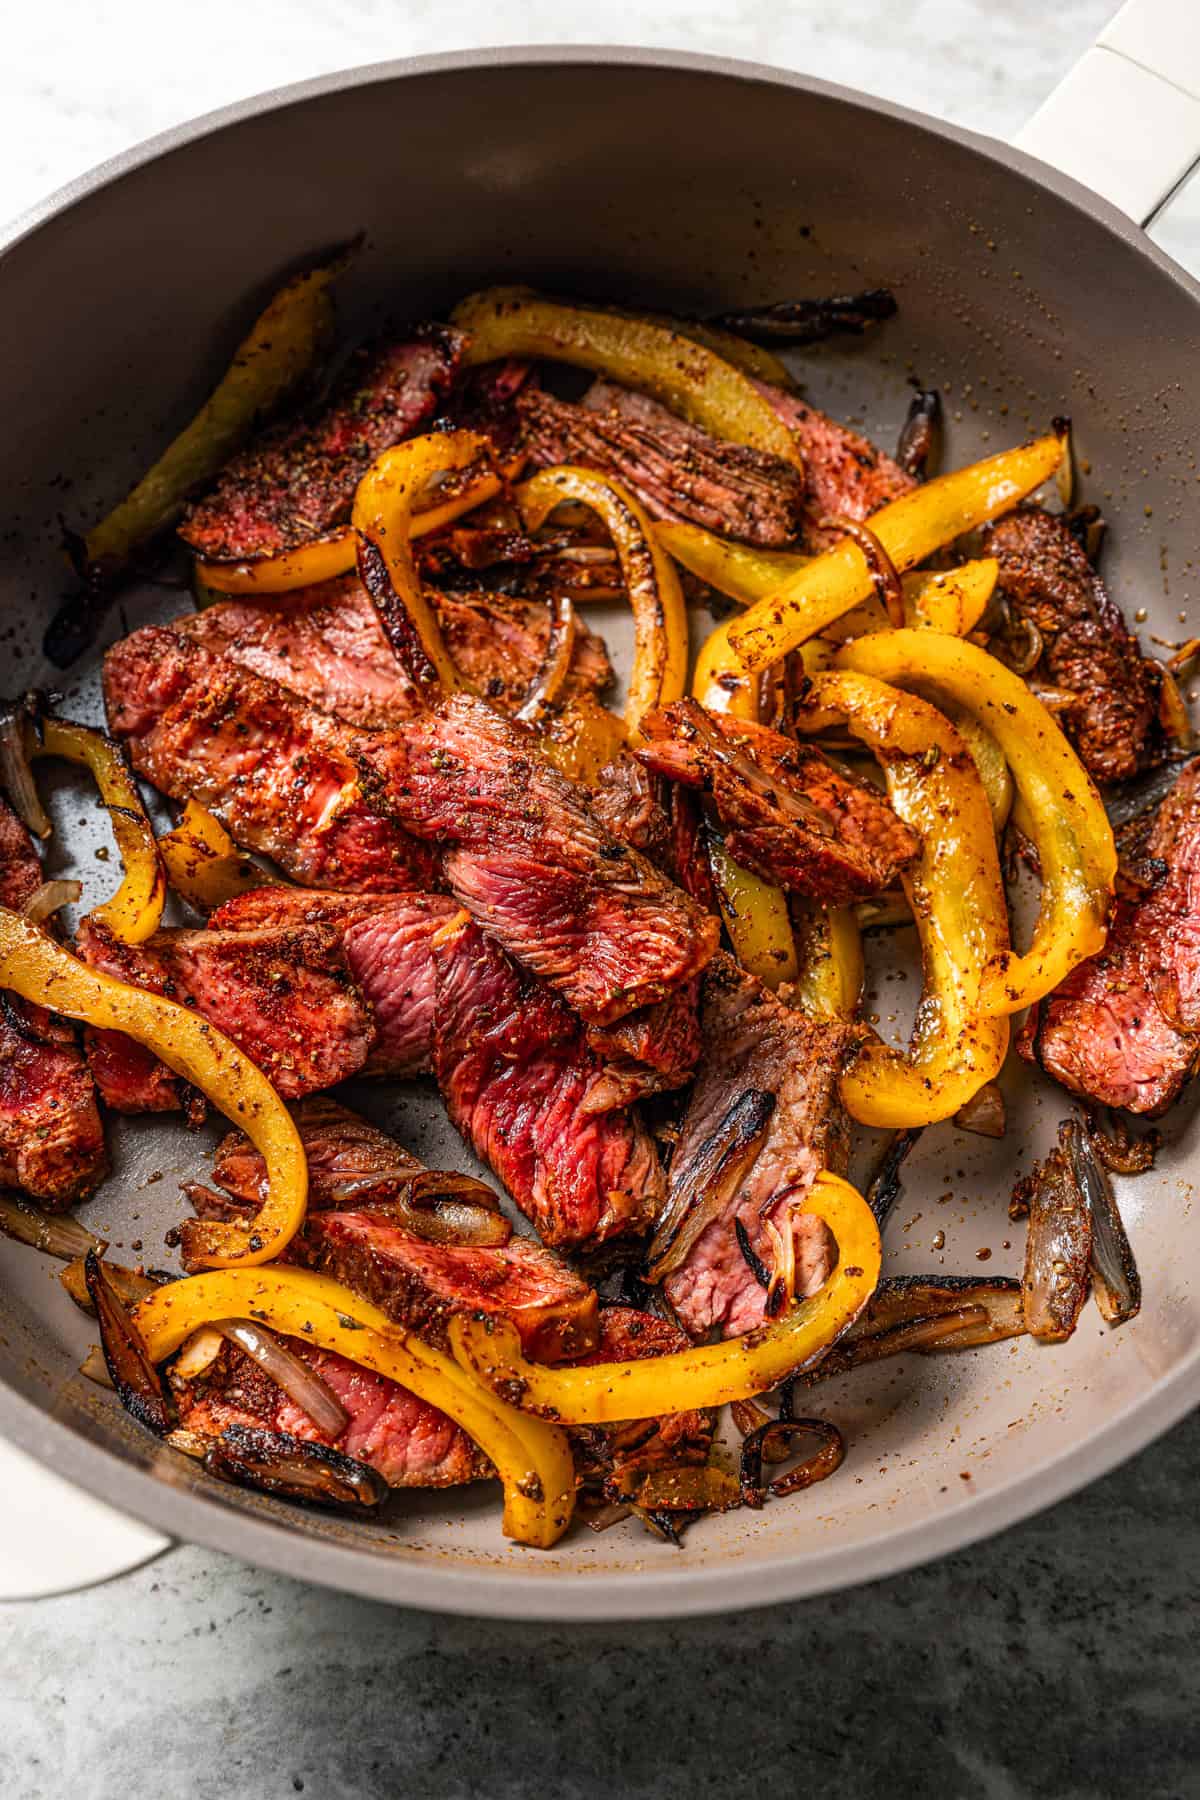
top-left (168, 1336), bottom-right (489, 1488)
top-left (1021, 760), bottom-right (1200, 1114)
top-left (983, 506), bottom-right (1162, 784)
top-left (0, 798), bottom-right (107, 1206)
top-left (105, 629), bottom-right (717, 1023)
top-left (637, 700), bottom-right (920, 904)
top-left (757, 381), bottom-right (915, 551)
top-left (294, 1208), bottom-right (598, 1361)
top-left (76, 914), bottom-right (374, 1113)
top-left (179, 578), bottom-right (612, 728)
top-left (432, 915), bottom-right (667, 1247)
top-left (652, 955), bottom-right (853, 1339)
top-left (179, 327), bottom-right (465, 563)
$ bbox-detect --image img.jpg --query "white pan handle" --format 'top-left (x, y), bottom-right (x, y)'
top-left (1014, 0), bottom-right (1200, 225)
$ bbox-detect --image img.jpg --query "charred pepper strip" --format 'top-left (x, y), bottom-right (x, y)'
top-left (80, 256), bottom-right (343, 588)
top-left (34, 717), bottom-right (165, 944)
top-left (158, 798), bottom-right (267, 913)
top-left (194, 451), bottom-right (523, 595)
top-left (790, 899), bottom-right (864, 1021)
top-left (452, 287), bottom-right (804, 469)
top-left (706, 834), bottom-right (799, 989)
top-left (835, 631), bottom-right (1116, 1013)
top-left (519, 467), bottom-right (688, 738)
top-left (449, 1172), bottom-right (881, 1421)
top-left (132, 1266), bottom-right (575, 1548)
top-left (800, 670), bottom-right (1010, 1126)
top-left (0, 913), bottom-right (306, 1267)
top-left (724, 431), bottom-right (1065, 671)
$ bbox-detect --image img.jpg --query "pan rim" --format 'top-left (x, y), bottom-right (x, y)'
top-left (3, 42), bottom-right (1198, 1619)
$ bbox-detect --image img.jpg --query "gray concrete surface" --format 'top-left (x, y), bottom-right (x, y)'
top-left (4, 2), bottom-right (1200, 1794)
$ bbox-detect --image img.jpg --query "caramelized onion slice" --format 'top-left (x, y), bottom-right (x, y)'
top-left (954, 1080), bottom-right (1007, 1139)
top-left (0, 699), bottom-right (50, 838)
top-left (214, 1317), bottom-right (350, 1439)
top-left (22, 880), bottom-right (83, 925)
top-left (319, 1169), bottom-right (512, 1249)
top-left (0, 1194), bottom-right (106, 1260)
top-left (84, 1250), bottom-right (176, 1435)
top-left (1061, 1120), bottom-right (1141, 1327)
top-left (60, 1255), bottom-right (160, 1311)
top-left (646, 1087), bottom-right (775, 1280)
top-left (203, 1424), bottom-right (388, 1511)
top-left (842, 1274), bottom-right (1025, 1350)
top-left (739, 1417), bottom-right (845, 1507)
top-left (1021, 1141), bottom-right (1091, 1343)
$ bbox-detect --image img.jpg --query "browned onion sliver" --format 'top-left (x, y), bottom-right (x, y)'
top-left (517, 590), bottom-right (578, 723)
top-left (740, 1417), bottom-right (845, 1508)
top-left (216, 1318), bottom-right (350, 1439)
top-left (0, 702), bottom-right (50, 839)
top-left (1021, 1142), bottom-right (1091, 1342)
top-left (22, 879), bottom-right (83, 924)
top-left (60, 1254), bottom-right (160, 1312)
top-left (1061, 1120), bottom-right (1142, 1327)
top-left (954, 1080), bottom-right (1007, 1139)
top-left (203, 1424), bottom-right (387, 1511)
top-left (646, 1087), bottom-right (775, 1280)
top-left (0, 1193), bottom-right (106, 1260)
top-left (821, 515), bottom-right (904, 626)
top-left (85, 1251), bottom-right (176, 1435)
top-left (316, 1169), bottom-right (511, 1248)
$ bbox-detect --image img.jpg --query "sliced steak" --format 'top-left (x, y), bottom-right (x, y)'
top-left (983, 506), bottom-right (1162, 784)
top-left (432, 916), bottom-right (666, 1247)
top-left (654, 955), bottom-right (853, 1339)
top-left (583, 981), bottom-right (703, 1107)
top-left (569, 1306), bottom-right (713, 1503)
top-left (1021, 760), bottom-right (1200, 1113)
top-left (179, 327), bottom-right (465, 563)
top-left (517, 381), bottom-right (806, 547)
top-left (638, 700), bottom-right (920, 903)
top-left (106, 630), bottom-right (716, 1022)
top-left (210, 886), bottom-right (457, 1076)
top-left (103, 627), bottom-right (439, 892)
top-left (0, 798), bottom-right (106, 1206)
top-left (588, 753), bottom-right (672, 868)
top-left (757, 382), bottom-right (915, 550)
top-left (76, 914), bottom-right (374, 1112)
top-left (295, 1208), bottom-right (598, 1361)
top-left (168, 1337), bottom-right (488, 1488)
top-left (179, 578), bottom-right (612, 729)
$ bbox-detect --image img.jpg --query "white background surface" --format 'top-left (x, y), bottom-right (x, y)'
top-left (3, 3), bottom-right (1200, 1793)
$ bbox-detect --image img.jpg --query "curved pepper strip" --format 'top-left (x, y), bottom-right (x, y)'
top-left (193, 451), bottom-right (525, 595)
top-left (519, 467), bottom-right (689, 738)
top-left (800, 670), bottom-right (1011, 1127)
top-left (449, 1172), bottom-right (880, 1421)
top-left (452, 287), bottom-right (803, 468)
top-left (159, 799), bottom-right (270, 914)
top-left (706, 835), bottom-right (799, 989)
top-left (790, 899), bottom-right (865, 1021)
top-left (79, 254), bottom-right (345, 587)
top-left (132, 1266), bottom-right (575, 1548)
top-left (34, 718), bottom-right (165, 944)
top-left (835, 631), bottom-right (1116, 1014)
top-left (0, 912), bottom-right (306, 1267)
top-left (659, 523), bottom-right (998, 641)
top-left (723, 431), bottom-right (1065, 673)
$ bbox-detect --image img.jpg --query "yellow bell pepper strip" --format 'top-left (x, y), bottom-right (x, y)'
top-left (707, 834), bottom-right (799, 989)
top-left (630, 309), bottom-right (795, 387)
top-left (0, 912), bottom-right (306, 1268)
top-left (834, 631), bottom-right (1117, 1014)
top-left (132, 1266), bottom-right (575, 1549)
top-left (535, 691), bottom-right (629, 785)
top-left (159, 799), bottom-right (271, 914)
top-left (193, 450), bottom-right (525, 595)
top-left (448, 1171), bottom-right (880, 1421)
top-left (518, 467), bottom-right (689, 738)
top-left (724, 430), bottom-right (1066, 672)
top-left (692, 615), bottom-right (760, 720)
top-left (799, 670), bottom-right (1011, 1127)
top-left (353, 429), bottom-right (497, 697)
top-left (790, 900), bottom-right (864, 1021)
top-left (452, 287), bottom-right (804, 468)
top-left (78, 255), bottom-right (344, 588)
top-left (902, 560), bottom-right (997, 638)
top-left (33, 717), bottom-right (165, 944)
top-left (941, 706), bottom-right (1013, 835)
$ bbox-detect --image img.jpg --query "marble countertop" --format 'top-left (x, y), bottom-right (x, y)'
top-left (4, 3), bottom-right (1200, 1795)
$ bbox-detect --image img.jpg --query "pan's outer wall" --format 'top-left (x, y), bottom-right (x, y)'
top-left (2, 49), bottom-right (1199, 1620)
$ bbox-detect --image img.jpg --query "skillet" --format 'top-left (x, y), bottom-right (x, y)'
top-left (2, 13), bottom-right (1200, 1620)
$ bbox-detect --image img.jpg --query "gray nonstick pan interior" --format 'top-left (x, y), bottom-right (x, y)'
top-left (1, 49), bottom-right (1198, 1619)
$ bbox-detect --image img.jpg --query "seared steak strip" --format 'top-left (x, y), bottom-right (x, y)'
top-left (179, 327), bottom-right (465, 563)
top-left (294, 1208), bottom-right (598, 1362)
top-left (983, 506), bottom-right (1162, 783)
top-left (189, 1097), bottom-right (425, 1222)
top-left (637, 700), bottom-right (920, 903)
top-left (76, 914), bottom-right (374, 1113)
top-left (179, 577), bottom-right (612, 729)
top-left (432, 916), bottom-right (666, 1246)
top-left (103, 628), bottom-right (439, 893)
top-left (168, 1335), bottom-right (489, 1488)
top-left (654, 955), bottom-right (853, 1339)
top-left (758, 382), bottom-right (915, 549)
top-left (105, 630), bottom-right (717, 1022)
top-left (210, 886), bottom-right (457, 1076)
top-left (517, 382), bottom-right (806, 547)
top-left (1021, 760), bottom-right (1200, 1114)
top-left (0, 798), bottom-right (106, 1206)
